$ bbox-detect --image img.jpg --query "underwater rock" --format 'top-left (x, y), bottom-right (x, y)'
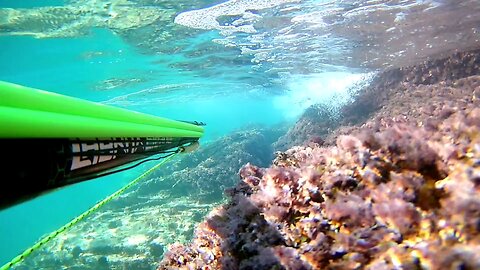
top-left (119, 126), bottom-right (286, 205)
top-left (273, 104), bottom-right (339, 151)
top-left (276, 49), bottom-right (480, 151)
top-left (341, 48), bottom-right (480, 126)
top-left (0, 1), bottom-right (167, 38)
top-left (159, 76), bottom-right (480, 269)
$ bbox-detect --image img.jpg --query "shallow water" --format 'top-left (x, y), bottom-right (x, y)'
top-left (0, 0), bottom-right (479, 269)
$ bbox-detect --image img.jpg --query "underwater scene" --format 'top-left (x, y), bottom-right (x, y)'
top-left (0, 0), bottom-right (479, 269)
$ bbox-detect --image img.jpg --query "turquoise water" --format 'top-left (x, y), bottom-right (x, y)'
top-left (0, 5), bottom-right (288, 266)
top-left (1, 0), bottom-right (478, 268)
top-left (0, 0), bottom-right (65, 8)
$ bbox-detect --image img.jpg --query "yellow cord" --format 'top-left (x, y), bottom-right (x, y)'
top-left (0, 153), bottom-right (177, 270)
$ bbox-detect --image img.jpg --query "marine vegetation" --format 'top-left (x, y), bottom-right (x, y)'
top-left (159, 59), bottom-right (480, 269)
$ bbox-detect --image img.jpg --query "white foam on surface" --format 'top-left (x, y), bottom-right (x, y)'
top-left (174, 0), bottom-right (300, 33)
top-left (273, 72), bottom-right (371, 120)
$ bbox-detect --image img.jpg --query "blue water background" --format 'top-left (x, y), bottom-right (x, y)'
top-left (0, 0), bottom-right (65, 8)
top-left (0, 26), bottom-right (289, 265)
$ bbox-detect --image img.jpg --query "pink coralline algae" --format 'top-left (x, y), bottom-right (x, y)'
top-left (159, 75), bottom-right (480, 269)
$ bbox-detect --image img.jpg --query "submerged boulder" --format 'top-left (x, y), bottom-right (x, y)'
top-left (159, 62), bottom-right (480, 269)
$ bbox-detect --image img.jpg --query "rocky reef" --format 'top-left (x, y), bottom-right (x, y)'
top-left (159, 55), bottom-right (480, 268)
top-left (275, 49), bottom-right (480, 151)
